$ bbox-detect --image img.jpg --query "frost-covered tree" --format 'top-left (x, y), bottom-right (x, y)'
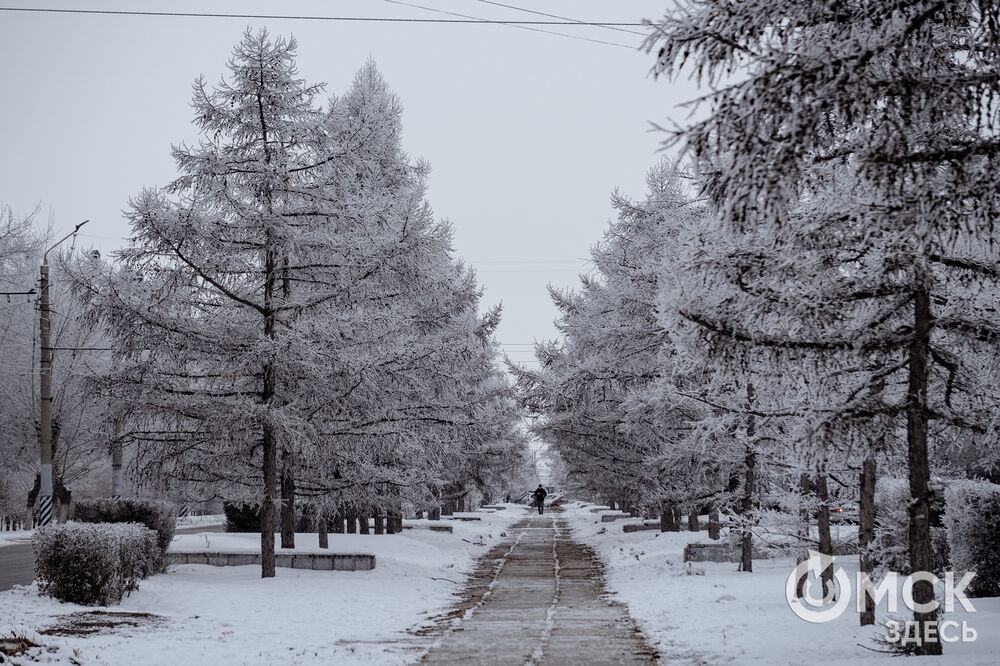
top-left (0, 210), bottom-right (108, 524)
top-left (647, 0), bottom-right (1000, 651)
top-left (68, 32), bottom-right (526, 571)
top-left (70, 30), bottom-right (348, 577)
top-left (515, 163), bottom-right (706, 519)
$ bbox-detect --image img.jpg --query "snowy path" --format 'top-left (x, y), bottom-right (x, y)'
top-left (421, 512), bottom-right (658, 665)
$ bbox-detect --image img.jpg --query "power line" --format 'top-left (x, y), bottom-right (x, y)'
top-left (476, 268), bottom-right (588, 273)
top-left (383, 0), bottom-right (634, 49)
top-left (0, 5), bottom-right (643, 27)
top-left (471, 0), bottom-right (646, 37)
top-left (471, 260), bottom-right (589, 264)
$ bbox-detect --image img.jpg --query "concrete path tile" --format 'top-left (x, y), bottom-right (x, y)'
top-left (421, 512), bottom-right (659, 665)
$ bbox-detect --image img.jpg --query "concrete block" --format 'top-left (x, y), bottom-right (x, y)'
top-left (600, 513), bottom-right (631, 522)
top-left (167, 550), bottom-right (376, 571)
top-left (622, 522), bottom-right (660, 533)
top-left (427, 524), bottom-right (453, 533)
top-left (683, 542), bottom-right (771, 563)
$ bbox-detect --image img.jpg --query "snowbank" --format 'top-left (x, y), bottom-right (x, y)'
top-left (0, 509), bottom-right (522, 665)
top-left (0, 529), bottom-right (32, 549)
top-left (175, 513), bottom-right (227, 528)
top-left (564, 503), bottom-right (1000, 665)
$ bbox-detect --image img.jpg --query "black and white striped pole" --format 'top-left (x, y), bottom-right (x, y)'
top-left (37, 220), bottom-right (89, 526)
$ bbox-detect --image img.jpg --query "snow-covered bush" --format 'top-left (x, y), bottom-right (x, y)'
top-left (73, 498), bottom-right (175, 570)
top-left (945, 481), bottom-right (1000, 597)
top-left (33, 522), bottom-right (159, 605)
top-left (871, 479), bottom-right (948, 575)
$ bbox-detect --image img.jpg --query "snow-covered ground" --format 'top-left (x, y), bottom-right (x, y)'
top-left (175, 513), bottom-right (226, 529)
top-left (0, 508), bottom-right (524, 665)
top-left (0, 530), bottom-right (32, 549)
top-left (565, 503), bottom-right (999, 665)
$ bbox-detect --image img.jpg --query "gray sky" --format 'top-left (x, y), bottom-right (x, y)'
top-left (0, 1), bottom-right (696, 361)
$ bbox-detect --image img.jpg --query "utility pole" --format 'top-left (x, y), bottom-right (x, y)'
top-left (36, 220), bottom-right (88, 526)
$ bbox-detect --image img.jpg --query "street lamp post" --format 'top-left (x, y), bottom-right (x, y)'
top-left (36, 220), bottom-right (89, 526)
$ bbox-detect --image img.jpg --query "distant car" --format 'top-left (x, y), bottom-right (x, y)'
top-left (548, 495), bottom-right (568, 507)
top-left (829, 504), bottom-right (859, 523)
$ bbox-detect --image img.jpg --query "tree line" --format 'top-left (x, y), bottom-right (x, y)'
top-left (0, 29), bottom-right (529, 575)
top-left (514, 1), bottom-right (1000, 656)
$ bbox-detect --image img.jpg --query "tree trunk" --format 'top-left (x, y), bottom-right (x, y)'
top-left (708, 508), bottom-right (721, 540)
top-left (259, 232), bottom-right (279, 578)
top-left (359, 512), bottom-right (370, 534)
top-left (797, 472), bottom-right (812, 598)
top-left (907, 284), bottom-right (940, 655)
top-left (660, 504), bottom-right (679, 532)
top-left (859, 456), bottom-right (876, 625)
top-left (816, 468), bottom-right (833, 599)
top-left (429, 506), bottom-right (440, 521)
top-left (279, 450), bottom-right (295, 549)
top-left (373, 509), bottom-right (385, 534)
top-left (741, 383), bottom-right (756, 573)
top-left (332, 509), bottom-right (345, 534)
top-left (688, 511), bottom-right (699, 531)
top-left (260, 422), bottom-right (277, 578)
top-left (346, 511), bottom-right (357, 534)
top-left (388, 511), bottom-right (402, 534)
top-left (318, 515), bottom-right (328, 549)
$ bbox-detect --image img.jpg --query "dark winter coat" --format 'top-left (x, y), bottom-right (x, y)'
top-left (532, 487), bottom-right (547, 505)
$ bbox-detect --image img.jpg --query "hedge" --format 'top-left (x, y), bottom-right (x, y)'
top-left (34, 522), bottom-right (159, 605)
top-left (870, 478), bottom-right (949, 575)
top-left (944, 480), bottom-right (1000, 597)
top-left (73, 499), bottom-right (176, 571)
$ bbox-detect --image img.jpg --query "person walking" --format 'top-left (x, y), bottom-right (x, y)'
top-left (532, 485), bottom-right (548, 515)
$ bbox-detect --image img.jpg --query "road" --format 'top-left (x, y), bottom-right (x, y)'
top-left (0, 524), bottom-right (224, 592)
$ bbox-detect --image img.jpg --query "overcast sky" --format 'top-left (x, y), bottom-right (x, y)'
top-left (0, 1), bottom-right (697, 361)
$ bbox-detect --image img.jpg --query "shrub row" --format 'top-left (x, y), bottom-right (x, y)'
top-left (944, 481), bottom-right (1000, 597)
top-left (34, 522), bottom-right (159, 605)
top-left (871, 478), bottom-right (1000, 597)
top-left (871, 479), bottom-right (949, 576)
top-left (223, 501), bottom-right (315, 533)
top-left (73, 498), bottom-right (176, 571)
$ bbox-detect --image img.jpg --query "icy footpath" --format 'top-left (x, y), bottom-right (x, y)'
top-left (422, 511), bottom-right (657, 664)
top-left (564, 502), bottom-right (1000, 665)
top-left (0, 509), bottom-right (520, 665)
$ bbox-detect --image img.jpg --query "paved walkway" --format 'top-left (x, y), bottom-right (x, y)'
top-left (421, 512), bottom-right (658, 665)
